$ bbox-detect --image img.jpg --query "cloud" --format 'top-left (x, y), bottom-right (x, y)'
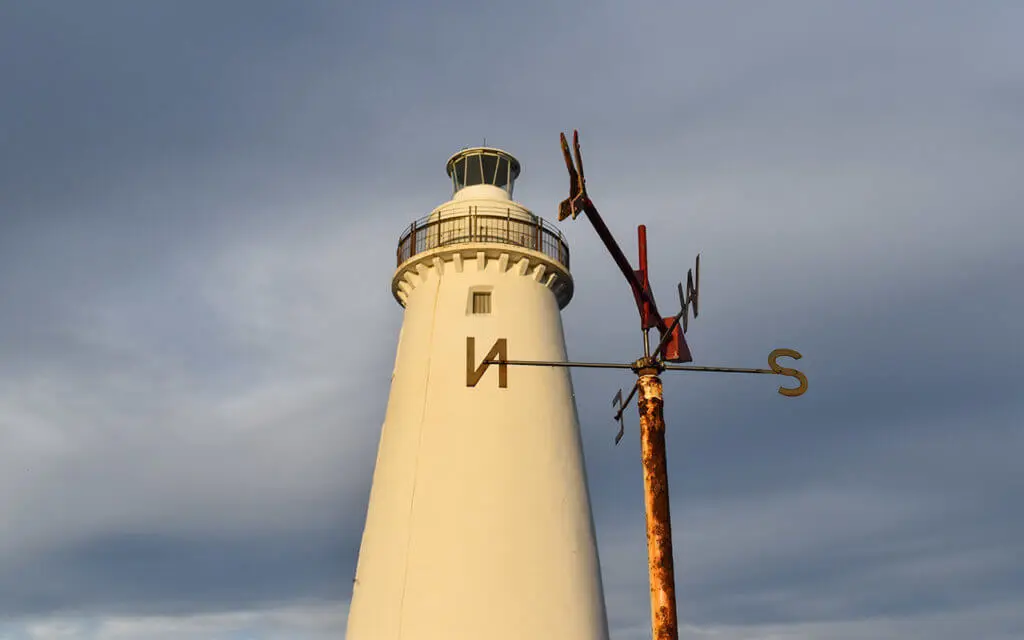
top-left (0, 601), bottom-right (347, 640)
top-left (0, 1), bottom-right (1021, 638)
top-left (619, 599), bottom-right (1024, 640)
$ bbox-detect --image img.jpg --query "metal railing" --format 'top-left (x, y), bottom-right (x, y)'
top-left (396, 205), bottom-right (570, 269)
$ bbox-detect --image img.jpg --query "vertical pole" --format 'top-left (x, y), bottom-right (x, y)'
top-left (637, 368), bottom-right (678, 640)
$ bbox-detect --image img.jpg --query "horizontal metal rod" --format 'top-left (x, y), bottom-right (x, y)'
top-left (487, 359), bottom-right (782, 376)
top-left (485, 359), bottom-right (635, 369)
top-left (663, 364), bottom-right (775, 374)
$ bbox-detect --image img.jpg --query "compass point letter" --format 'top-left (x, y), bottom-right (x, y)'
top-left (769, 348), bottom-right (808, 397)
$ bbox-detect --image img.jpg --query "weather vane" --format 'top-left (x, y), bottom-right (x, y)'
top-left (484, 130), bottom-right (808, 640)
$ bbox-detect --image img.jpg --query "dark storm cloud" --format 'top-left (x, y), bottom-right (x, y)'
top-left (0, 1), bottom-right (1021, 638)
top-left (0, 2), bottom-right (364, 204)
top-left (1, 528), bottom-right (357, 619)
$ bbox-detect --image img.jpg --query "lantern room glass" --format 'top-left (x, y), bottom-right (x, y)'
top-left (450, 150), bottom-right (515, 197)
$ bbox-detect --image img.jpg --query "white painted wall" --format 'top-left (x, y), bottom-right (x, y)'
top-left (346, 195), bottom-right (609, 639)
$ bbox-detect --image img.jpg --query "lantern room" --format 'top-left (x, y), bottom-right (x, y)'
top-left (446, 147), bottom-right (521, 200)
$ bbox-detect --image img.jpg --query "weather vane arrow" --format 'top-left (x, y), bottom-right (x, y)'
top-left (485, 129), bottom-right (809, 640)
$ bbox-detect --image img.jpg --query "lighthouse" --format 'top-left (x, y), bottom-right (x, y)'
top-left (346, 147), bottom-right (611, 639)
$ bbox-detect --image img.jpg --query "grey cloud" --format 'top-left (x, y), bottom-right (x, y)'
top-left (0, 601), bottom-right (348, 640)
top-left (2, 529), bottom-right (354, 619)
top-left (1, 0), bottom-right (1021, 638)
top-left (596, 475), bottom-right (1023, 630)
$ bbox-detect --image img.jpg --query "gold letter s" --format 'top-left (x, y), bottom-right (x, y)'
top-left (769, 348), bottom-right (808, 397)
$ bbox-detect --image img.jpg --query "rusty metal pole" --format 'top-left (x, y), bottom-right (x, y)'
top-left (637, 365), bottom-right (678, 640)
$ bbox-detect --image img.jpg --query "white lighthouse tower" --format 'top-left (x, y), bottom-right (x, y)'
top-left (346, 147), bottom-right (610, 639)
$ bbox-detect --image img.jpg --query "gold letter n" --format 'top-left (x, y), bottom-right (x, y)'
top-left (466, 337), bottom-right (508, 388)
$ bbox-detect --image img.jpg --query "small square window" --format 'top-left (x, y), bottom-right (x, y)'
top-left (472, 291), bottom-right (491, 314)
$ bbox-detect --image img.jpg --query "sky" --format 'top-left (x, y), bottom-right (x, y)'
top-left (0, 1), bottom-right (1022, 638)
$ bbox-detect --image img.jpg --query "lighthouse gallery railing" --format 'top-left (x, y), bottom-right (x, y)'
top-left (396, 205), bottom-right (570, 269)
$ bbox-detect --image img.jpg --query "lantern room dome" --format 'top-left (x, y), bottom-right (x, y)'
top-left (445, 147), bottom-right (521, 201)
